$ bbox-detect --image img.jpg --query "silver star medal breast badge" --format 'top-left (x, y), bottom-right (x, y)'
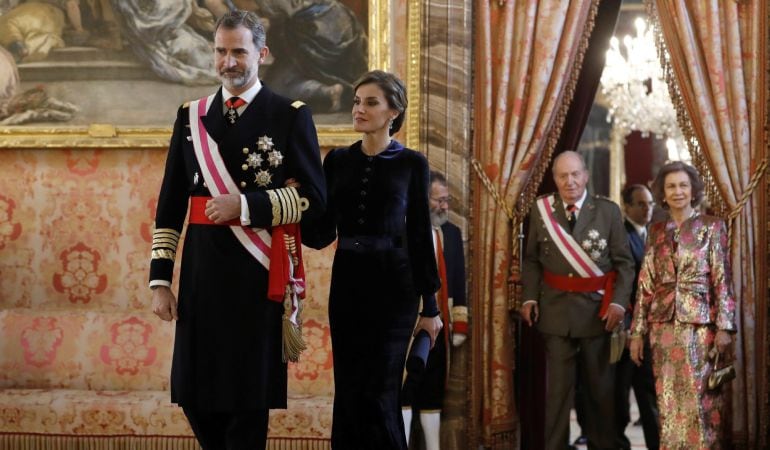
top-left (257, 135), bottom-right (274, 152)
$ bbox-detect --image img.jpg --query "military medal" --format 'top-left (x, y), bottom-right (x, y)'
top-left (267, 150), bottom-right (284, 167)
top-left (246, 152), bottom-right (263, 168)
top-left (257, 135), bottom-right (274, 151)
top-left (254, 169), bottom-right (272, 187)
top-left (227, 108), bottom-right (238, 124)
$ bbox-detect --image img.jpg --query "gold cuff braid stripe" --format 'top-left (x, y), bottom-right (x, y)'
top-left (267, 187), bottom-right (304, 225)
top-left (268, 190), bottom-right (281, 227)
top-left (451, 305), bottom-right (468, 322)
top-left (152, 249), bottom-right (176, 261)
top-left (153, 228), bottom-right (180, 239)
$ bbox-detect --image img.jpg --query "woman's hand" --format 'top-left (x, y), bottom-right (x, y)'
top-left (715, 330), bottom-right (733, 355)
top-left (415, 315), bottom-right (443, 348)
top-left (629, 336), bottom-right (644, 367)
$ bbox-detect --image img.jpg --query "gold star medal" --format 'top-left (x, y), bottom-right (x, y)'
top-left (254, 169), bottom-right (272, 187)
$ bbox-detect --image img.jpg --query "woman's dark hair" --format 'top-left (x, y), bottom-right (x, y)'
top-left (651, 161), bottom-right (705, 209)
top-left (353, 70), bottom-right (407, 136)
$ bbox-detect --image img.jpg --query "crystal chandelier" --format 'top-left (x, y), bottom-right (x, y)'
top-left (600, 17), bottom-right (688, 161)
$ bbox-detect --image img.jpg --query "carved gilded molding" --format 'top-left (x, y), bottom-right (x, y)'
top-left (405, 0), bottom-right (422, 150)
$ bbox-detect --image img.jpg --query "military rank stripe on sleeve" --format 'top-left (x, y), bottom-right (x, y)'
top-left (267, 187), bottom-right (305, 226)
top-left (152, 228), bottom-right (181, 261)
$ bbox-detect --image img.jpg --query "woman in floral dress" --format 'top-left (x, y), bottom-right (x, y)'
top-left (630, 161), bottom-right (736, 449)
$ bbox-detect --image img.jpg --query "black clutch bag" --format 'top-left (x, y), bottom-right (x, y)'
top-left (708, 349), bottom-right (736, 391)
top-left (405, 330), bottom-right (431, 377)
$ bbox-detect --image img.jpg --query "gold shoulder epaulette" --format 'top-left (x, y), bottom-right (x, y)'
top-left (291, 100), bottom-right (306, 109)
top-left (182, 102), bottom-right (190, 109)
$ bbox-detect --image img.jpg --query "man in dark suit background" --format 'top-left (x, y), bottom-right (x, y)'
top-left (149, 10), bottom-right (326, 450)
top-left (615, 184), bottom-right (659, 450)
top-left (520, 151), bottom-right (634, 450)
top-left (402, 171), bottom-right (468, 450)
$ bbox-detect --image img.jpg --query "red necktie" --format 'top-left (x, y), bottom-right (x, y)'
top-left (435, 229), bottom-right (450, 349)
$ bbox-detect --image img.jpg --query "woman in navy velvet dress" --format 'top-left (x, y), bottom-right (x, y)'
top-left (303, 70), bottom-right (443, 449)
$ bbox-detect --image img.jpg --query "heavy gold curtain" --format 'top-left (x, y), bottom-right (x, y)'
top-left (470, 0), bottom-right (600, 446)
top-left (647, 1), bottom-right (768, 447)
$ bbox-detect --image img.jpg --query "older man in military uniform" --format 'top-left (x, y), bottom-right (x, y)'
top-left (149, 10), bottom-right (325, 450)
top-left (520, 151), bottom-right (634, 450)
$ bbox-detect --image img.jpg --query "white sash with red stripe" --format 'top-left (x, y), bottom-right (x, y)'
top-left (537, 195), bottom-right (604, 281)
top-left (189, 94), bottom-right (272, 270)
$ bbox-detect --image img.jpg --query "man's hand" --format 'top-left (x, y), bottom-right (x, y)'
top-left (415, 315), bottom-right (443, 348)
top-left (602, 304), bottom-right (625, 331)
top-left (629, 336), bottom-right (643, 366)
top-left (205, 194), bottom-right (241, 224)
top-left (520, 302), bottom-right (538, 327)
top-left (152, 286), bottom-right (178, 321)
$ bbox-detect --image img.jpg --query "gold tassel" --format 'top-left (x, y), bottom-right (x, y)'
top-left (282, 285), bottom-right (306, 363)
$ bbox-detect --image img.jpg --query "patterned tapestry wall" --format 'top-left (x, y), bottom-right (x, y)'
top-left (0, 148), bottom-right (335, 441)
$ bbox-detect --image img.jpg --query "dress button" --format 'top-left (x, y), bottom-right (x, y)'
top-left (240, 181), bottom-right (247, 188)
top-left (365, 167), bottom-right (372, 173)
top-left (360, 190), bottom-right (367, 196)
top-left (242, 147), bottom-right (249, 154)
top-left (362, 177), bottom-right (368, 183)
top-left (242, 164), bottom-right (248, 171)
top-left (367, 156), bottom-right (373, 162)
top-left (357, 218), bottom-right (365, 224)
top-left (358, 204), bottom-right (365, 211)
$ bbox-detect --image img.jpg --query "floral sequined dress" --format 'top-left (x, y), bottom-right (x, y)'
top-left (630, 213), bottom-right (736, 449)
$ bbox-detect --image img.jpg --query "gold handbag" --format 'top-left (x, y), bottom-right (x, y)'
top-left (707, 349), bottom-right (736, 391)
top-left (609, 327), bottom-right (626, 364)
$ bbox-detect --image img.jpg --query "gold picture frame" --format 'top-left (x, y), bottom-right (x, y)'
top-left (0, 0), bottom-right (420, 149)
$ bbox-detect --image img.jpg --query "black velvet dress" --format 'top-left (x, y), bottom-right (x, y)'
top-left (303, 140), bottom-right (439, 450)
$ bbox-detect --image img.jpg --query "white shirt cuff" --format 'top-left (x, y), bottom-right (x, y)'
top-left (149, 280), bottom-right (171, 289)
top-left (239, 194), bottom-right (251, 226)
top-left (522, 300), bottom-right (537, 306)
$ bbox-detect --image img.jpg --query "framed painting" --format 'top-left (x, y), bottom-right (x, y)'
top-left (0, 0), bottom-right (416, 148)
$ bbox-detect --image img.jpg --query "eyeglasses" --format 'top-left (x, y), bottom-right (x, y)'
top-left (430, 196), bottom-right (451, 205)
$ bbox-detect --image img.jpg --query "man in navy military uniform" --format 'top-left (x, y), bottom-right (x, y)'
top-left (149, 10), bottom-right (326, 450)
top-left (520, 151), bottom-right (634, 450)
top-left (401, 171), bottom-right (468, 450)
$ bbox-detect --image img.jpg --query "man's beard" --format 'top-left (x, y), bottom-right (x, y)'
top-left (430, 209), bottom-right (448, 228)
top-left (219, 67), bottom-right (254, 91)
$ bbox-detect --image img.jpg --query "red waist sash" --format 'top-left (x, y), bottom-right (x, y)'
top-left (543, 269), bottom-right (620, 317)
top-left (187, 196), bottom-right (305, 304)
top-left (189, 196), bottom-right (240, 226)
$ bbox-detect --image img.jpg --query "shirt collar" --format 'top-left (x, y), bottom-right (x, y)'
top-left (563, 189), bottom-right (587, 212)
top-left (627, 218), bottom-right (647, 236)
top-left (222, 80), bottom-right (262, 109)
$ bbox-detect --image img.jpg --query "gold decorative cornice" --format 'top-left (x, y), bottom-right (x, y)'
top-left (369, 0), bottom-right (391, 71)
top-left (405, 0), bottom-right (422, 150)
